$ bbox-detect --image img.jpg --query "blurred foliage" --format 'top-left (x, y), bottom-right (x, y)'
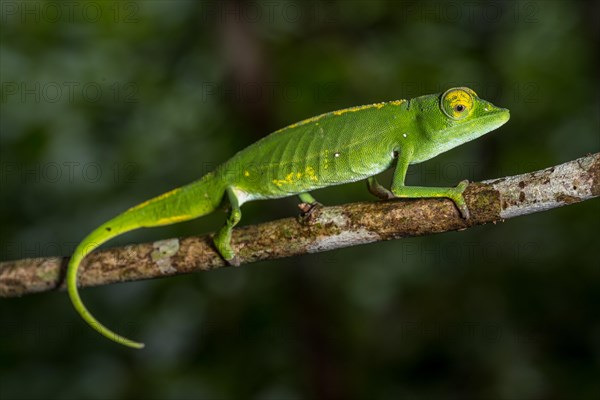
top-left (1, 0), bottom-right (599, 399)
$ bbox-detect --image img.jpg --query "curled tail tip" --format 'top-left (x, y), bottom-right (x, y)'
top-left (111, 331), bottom-right (145, 349)
top-left (110, 330), bottom-right (145, 349)
top-left (122, 339), bottom-right (145, 350)
top-left (68, 258), bottom-right (145, 350)
top-left (91, 322), bottom-right (146, 349)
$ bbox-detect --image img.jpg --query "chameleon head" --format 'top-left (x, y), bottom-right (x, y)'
top-left (409, 87), bottom-right (510, 163)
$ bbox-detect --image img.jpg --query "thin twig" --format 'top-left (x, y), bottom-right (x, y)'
top-left (1, 152), bottom-right (598, 298)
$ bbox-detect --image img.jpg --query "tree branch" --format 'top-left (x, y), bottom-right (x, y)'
top-left (1, 153), bottom-right (599, 298)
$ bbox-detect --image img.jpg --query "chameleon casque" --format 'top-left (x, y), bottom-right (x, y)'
top-left (67, 87), bottom-right (510, 349)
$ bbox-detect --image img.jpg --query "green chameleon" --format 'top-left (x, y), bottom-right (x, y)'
top-left (67, 87), bottom-right (509, 349)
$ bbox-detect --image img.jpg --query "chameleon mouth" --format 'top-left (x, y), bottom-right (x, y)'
top-left (461, 100), bottom-right (510, 135)
top-left (481, 100), bottom-right (510, 123)
top-left (427, 108), bottom-right (510, 157)
top-left (465, 109), bottom-right (510, 138)
top-left (482, 107), bottom-right (510, 128)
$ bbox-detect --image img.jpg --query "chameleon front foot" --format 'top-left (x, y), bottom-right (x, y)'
top-left (447, 179), bottom-right (470, 219)
top-left (391, 180), bottom-right (471, 219)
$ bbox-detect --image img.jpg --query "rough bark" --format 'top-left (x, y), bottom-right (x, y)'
top-left (1, 152), bottom-right (598, 298)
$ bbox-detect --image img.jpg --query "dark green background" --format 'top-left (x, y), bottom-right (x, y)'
top-left (1, 1), bottom-right (599, 399)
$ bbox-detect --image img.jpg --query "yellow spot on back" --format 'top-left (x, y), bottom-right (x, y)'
top-left (244, 170), bottom-right (250, 177)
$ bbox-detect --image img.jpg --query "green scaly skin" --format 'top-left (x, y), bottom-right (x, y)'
top-left (67, 87), bottom-right (510, 348)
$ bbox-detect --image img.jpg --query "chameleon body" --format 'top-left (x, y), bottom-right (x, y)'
top-left (67, 87), bottom-right (510, 349)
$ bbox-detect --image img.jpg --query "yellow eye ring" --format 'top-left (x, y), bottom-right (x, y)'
top-left (440, 87), bottom-right (474, 120)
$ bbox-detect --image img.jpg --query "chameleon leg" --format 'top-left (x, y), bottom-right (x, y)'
top-left (298, 192), bottom-right (317, 204)
top-left (213, 187), bottom-right (242, 265)
top-left (367, 176), bottom-right (395, 199)
top-left (392, 181), bottom-right (470, 218)
top-left (391, 150), bottom-right (470, 218)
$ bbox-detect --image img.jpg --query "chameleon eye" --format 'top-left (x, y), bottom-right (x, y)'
top-left (441, 87), bottom-right (474, 120)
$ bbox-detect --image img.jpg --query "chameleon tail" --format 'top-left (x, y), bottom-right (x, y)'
top-left (67, 172), bottom-right (225, 349)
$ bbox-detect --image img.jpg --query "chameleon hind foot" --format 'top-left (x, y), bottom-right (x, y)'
top-left (213, 187), bottom-right (242, 266)
top-left (213, 227), bottom-right (240, 266)
top-left (298, 201), bottom-right (322, 215)
top-left (298, 201), bottom-right (323, 224)
top-left (297, 192), bottom-right (322, 221)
